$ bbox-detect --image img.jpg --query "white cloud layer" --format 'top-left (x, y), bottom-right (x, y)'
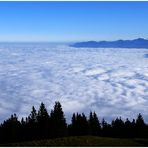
top-left (0, 43), bottom-right (148, 122)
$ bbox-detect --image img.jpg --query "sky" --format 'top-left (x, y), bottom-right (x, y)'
top-left (0, 1), bottom-right (148, 42)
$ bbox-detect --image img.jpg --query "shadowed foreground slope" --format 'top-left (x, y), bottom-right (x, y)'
top-left (2, 136), bottom-right (148, 147)
top-left (1, 101), bottom-right (148, 146)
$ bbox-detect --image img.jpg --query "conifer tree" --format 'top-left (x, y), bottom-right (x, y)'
top-left (68, 113), bottom-right (76, 136)
top-left (136, 113), bottom-right (145, 127)
top-left (88, 111), bottom-right (101, 135)
top-left (50, 101), bottom-right (67, 138)
top-left (29, 106), bottom-right (37, 123)
top-left (135, 114), bottom-right (146, 137)
top-left (111, 117), bottom-right (124, 137)
top-left (102, 118), bottom-right (111, 137)
top-left (37, 102), bottom-right (49, 123)
top-left (37, 102), bottom-right (50, 139)
top-left (69, 113), bottom-right (88, 136)
top-left (27, 106), bottom-right (38, 140)
top-left (1, 114), bottom-right (21, 143)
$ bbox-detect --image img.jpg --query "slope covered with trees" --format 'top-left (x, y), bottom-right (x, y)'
top-left (0, 101), bottom-right (148, 145)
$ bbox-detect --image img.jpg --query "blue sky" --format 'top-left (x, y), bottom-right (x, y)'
top-left (0, 1), bottom-right (148, 42)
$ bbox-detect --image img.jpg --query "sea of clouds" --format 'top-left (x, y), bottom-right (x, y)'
top-left (0, 43), bottom-right (148, 122)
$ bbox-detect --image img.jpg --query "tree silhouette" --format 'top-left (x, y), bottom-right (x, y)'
top-left (69, 113), bottom-right (88, 136)
top-left (29, 106), bottom-right (37, 123)
top-left (1, 114), bottom-right (21, 143)
top-left (88, 111), bottom-right (101, 136)
top-left (37, 102), bottom-right (50, 139)
top-left (26, 106), bottom-right (38, 140)
top-left (37, 103), bottom-right (49, 123)
top-left (20, 117), bottom-right (27, 141)
top-left (136, 114), bottom-right (145, 127)
top-left (68, 113), bottom-right (76, 136)
top-left (111, 117), bottom-right (125, 137)
top-left (102, 118), bottom-right (112, 137)
top-left (135, 114), bottom-right (146, 137)
top-left (50, 101), bottom-right (67, 138)
top-left (124, 118), bottom-right (133, 138)
top-left (0, 101), bottom-right (148, 144)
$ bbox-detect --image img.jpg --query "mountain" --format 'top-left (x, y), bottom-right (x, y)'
top-left (70, 38), bottom-right (148, 48)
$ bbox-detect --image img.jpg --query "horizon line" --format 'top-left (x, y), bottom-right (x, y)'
top-left (0, 37), bottom-right (148, 43)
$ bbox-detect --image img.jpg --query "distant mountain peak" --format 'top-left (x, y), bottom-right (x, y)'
top-left (134, 38), bottom-right (145, 41)
top-left (137, 37), bottom-right (145, 40)
top-left (70, 38), bottom-right (148, 48)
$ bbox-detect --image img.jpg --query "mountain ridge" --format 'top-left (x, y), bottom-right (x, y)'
top-left (70, 38), bottom-right (148, 48)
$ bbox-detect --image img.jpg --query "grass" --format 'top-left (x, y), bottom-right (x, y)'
top-left (1, 136), bottom-right (148, 147)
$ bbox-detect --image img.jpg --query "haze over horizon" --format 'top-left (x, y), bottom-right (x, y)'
top-left (0, 1), bottom-right (148, 42)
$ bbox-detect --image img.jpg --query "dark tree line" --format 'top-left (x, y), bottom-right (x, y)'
top-left (0, 101), bottom-right (148, 144)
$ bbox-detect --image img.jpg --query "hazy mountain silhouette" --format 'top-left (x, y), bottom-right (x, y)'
top-left (70, 38), bottom-right (148, 48)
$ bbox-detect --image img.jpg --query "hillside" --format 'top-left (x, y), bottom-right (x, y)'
top-left (2, 136), bottom-right (148, 146)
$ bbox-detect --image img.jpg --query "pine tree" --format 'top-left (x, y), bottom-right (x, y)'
top-left (26, 106), bottom-right (38, 140)
top-left (1, 114), bottom-right (21, 143)
top-left (69, 112), bottom-right (88, 136)
top-left (72, 113), bottom-right (76, 126)
top-left (68, 113), bottom-right (76, 136)
top-left (21, 117), bottom-right (25, 126)
top-left (88, 111), bottom-right (101, 136)
top-left (50, 101), bottom-right (67, 138)
top-left (135, 114), bottom-right (146, 138)
top-left (81, 113), bottom-right (89, 135)
top-left (20, 117), bottom-right (27, 141)
top-left (37, 102), bottom-right (50, 139)
top-left (102, 118), bottom-right (111, 137)
top-left (136, 113), bottom-right (145, 127)
top-left (124, 118), bottom-right (135, 138)
top-left (37, 102), bottom-right (49, 123)
top-left (29, 106), bottom-right (37, 123)
top-left (111, 117), bottom-right (124, 137)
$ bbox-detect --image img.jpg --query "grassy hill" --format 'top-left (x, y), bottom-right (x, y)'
top-left (2, 136), bottom-right (148, 146)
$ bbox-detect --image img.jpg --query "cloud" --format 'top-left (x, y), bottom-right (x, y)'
top-left (0, 43), bottom-right (148, 122)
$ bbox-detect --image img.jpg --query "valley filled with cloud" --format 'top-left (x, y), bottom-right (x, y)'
top-left (0, 43), bottom-right (148, 122)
